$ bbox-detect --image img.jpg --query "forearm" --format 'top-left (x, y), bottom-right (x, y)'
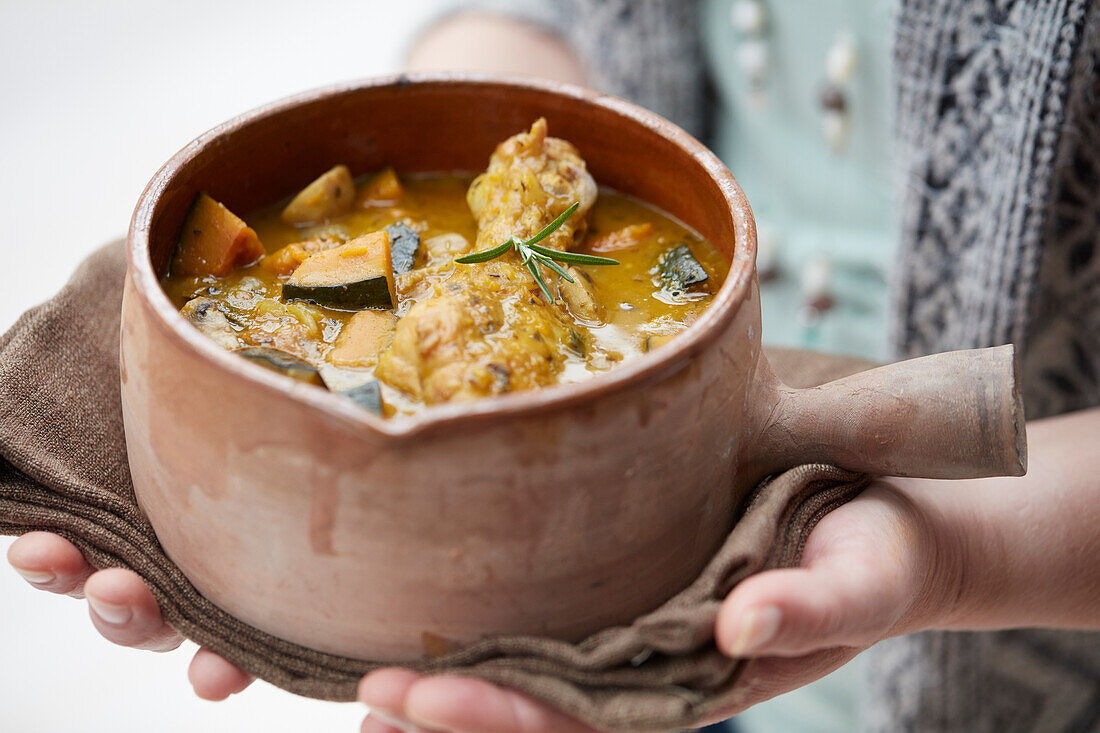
top-left (897, 407), bottom-right (1100, 632)
top-left (405, 11), bottom-right (587, 86)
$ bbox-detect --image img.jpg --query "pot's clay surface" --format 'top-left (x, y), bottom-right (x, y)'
top-left (122, 75), bottom-right (1024, 661)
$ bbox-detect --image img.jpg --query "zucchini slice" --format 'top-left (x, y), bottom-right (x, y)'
top-left (385, 222), bottom-right (420, 275)
top-left (236, 347), bottom-right (323, 386)
top-left (658, 243), bottom-right (708, 290)
top-left (174, 193), bottom-right (265, 278)
top-left (283, 231), bottom-right (396, 310)
top-left (643, 334), bottom-right (676, 352)
top-left (339, 380), bottom-right (385, 415)
top-left (318, 369), bottom-right (386, 415)
top-left (281, 164), bottom-right (355, 226)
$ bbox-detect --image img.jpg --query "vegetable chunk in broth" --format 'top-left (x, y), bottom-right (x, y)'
top-left (162, 120), bottom-right (729, 417)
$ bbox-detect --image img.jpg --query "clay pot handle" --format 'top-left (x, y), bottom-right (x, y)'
top-left (756, 345), bottom-right (1027, 479)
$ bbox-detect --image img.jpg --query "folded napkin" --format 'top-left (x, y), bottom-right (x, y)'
top-left (1, 241), bottom-right (873, 732)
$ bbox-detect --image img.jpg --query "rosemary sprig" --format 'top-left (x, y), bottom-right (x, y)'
top-left (455, 202), bottom-right (619, 302)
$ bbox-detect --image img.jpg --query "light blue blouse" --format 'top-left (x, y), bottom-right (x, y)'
top-left (701, 0), bottom-right (897, 360)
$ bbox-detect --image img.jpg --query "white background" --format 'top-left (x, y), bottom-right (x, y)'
top-left (0, 2), bottom-right (437, 731)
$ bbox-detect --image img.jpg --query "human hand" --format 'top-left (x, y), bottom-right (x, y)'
top-left (6, 476), bottom-right (957, 729)
top-left (6, 531), bottom-right (254, 700)
top-left (358, 477), bottom-right (957, 731)
top-left (9, 409), bottom-right (1095, 730)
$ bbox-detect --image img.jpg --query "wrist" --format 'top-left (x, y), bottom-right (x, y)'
top-left (884, 406), bottom-right (1100, 634)
top-left (871, 477), bottom-right (973, 636)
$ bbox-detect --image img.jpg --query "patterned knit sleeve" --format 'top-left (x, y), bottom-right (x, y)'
top-left (889, 0), bottom-right (1100, 419)
top-left (418, 0), bottom-right (712, 141)
top-left (869, 4), bottom-right (1100, 732)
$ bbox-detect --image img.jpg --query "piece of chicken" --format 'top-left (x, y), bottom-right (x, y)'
top-left (376, 120), bottom-right (598, 404)
top-left (467, 117), bottom-right (597, 253)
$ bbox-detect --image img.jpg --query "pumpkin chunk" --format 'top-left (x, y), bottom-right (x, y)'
top-left (283, 231), bottom-right (396, 310)
top-left (174, 193), bottom-right (265, 278)
top-left (356, 167), bottom-right (404, 206)
top-left (329, 310), bottom-right (398, 367)
top-left (281, 164), bottom-right (355, 226)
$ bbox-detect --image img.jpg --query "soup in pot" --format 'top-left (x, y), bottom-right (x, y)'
top-left (162, 119), bottom-right (729, 417)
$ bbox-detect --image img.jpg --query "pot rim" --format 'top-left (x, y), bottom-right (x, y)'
top-left (126, 72), bottom-right (758, 440)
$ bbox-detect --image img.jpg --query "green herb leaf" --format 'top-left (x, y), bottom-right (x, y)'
top-left (453, 201), bottom-right (617, 303)
top-left (526, 242), bottom-right (619, 266)
top-left (540, 258), bottom-right (575, 282)
top-left (525, 259), bottom-right (554, 302)
top-left (454, 238), bottom-right (516, 264)
top-left (526, 202), bottom-right (580, 246)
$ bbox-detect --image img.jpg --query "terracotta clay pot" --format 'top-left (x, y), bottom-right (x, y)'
top-left (122, 75), bottom-right (1026, 661)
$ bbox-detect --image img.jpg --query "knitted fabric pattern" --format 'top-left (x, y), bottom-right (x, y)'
top-left (874, 1), bottom-right (1100, 731)
top-left (889, 0), bottom-right (1100, 419)
top-left (1022, 16), bottom-right (1100, 419)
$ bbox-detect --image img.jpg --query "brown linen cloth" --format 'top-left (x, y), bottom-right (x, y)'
top-left (0, 241), bottom-right (874, 732)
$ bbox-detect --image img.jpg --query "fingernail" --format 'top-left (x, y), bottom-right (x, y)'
top-left (88, 595), bottom-right (132, 625)
top-left (368, 710), bottom-right (430, 733)
top-left (726, 606), bottom-right (782, 657)
top-left (13, 567), bottom-right (55, 585)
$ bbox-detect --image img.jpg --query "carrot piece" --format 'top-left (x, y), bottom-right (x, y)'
top-left (588, 222), bottom-right (655, 253)
top-left (262, 236), bottom-right (342, 276)
top-left (262, 243), bottom-right (310, 276)
top-left (174, 193), bottom-right (265, 277)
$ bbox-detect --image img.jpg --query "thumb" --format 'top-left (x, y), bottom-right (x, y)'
top-left (715, 554), bottom-right (908, 658)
